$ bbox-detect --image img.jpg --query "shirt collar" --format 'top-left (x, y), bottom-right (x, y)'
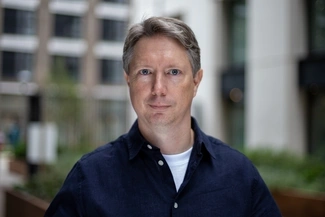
top-left (126, 117), bottom-right (217, 160)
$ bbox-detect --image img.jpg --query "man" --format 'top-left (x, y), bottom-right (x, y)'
top-left (45, 17), bottom-right (282, 216)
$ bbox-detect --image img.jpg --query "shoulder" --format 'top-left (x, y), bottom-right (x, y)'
top-left (77, 134), bottom-right (128, 168)
top-left (206, 135), bottom-right (248, 160)
top-left (204, 135), bottom-right (257, 173)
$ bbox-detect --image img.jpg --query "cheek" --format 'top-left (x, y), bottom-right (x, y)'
top-left (129, 83), bottom-right (148, 103)
top-left (178, 81), bottom-right (196, 97)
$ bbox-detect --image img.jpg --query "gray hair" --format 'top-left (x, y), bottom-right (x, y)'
top-left (122, 16), bottom-right (201, 76)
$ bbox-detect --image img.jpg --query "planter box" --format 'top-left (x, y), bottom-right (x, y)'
top-left (5, 188), bottom-right (49, 217)
top-left (272, 189), bottom-right (325, 217)
top-left (9, 158), bottom-right (46, 179)
top-left (9, 159), bottom-right (28, 178)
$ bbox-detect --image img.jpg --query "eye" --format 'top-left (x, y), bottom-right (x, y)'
top-left (169, 69), bottom-right (180, 75)
top-left (139, 69), bottom-right (150, 75)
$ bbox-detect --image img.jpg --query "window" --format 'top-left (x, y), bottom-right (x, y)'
top-left (223, 0), bottom-right (247, 149)
top-left (227, 0), bottom-right (246, 64)
top-left (310, 0), bottom-right (325, 54)
top-left (309, 93), bottom-right (325, 158)
top-left (52, 56), bottom-right (80, 81)
top-left (97, 100), bottom-right (127, 143)
top-left (100, 59), bottom-right (124, 84)
top-left (1, 51), bottom-right (33, 81)
top-left (102, 0), bottom-right (129, 4)
top-left (101, 19), bottom-right (126, 42)
top-left (307, 0), bottom-right (325, 158)
top-left (227, 101), bottom-right (245, 150)
top-left (3, 8), bottom-right (36, 35)
top-left (54, 14), bottom-right (82, 38)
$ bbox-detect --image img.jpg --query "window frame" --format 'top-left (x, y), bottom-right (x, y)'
top-left (1, 51), bottom-right (34, 81)
top-left (101, 19), bottom-right (126, 42)
top-left (100, 59), bottom-right (124, 84)
top-left (3, 8), bottom-right (36, 35)
top-left (53, 14), bottom-right (82, 38)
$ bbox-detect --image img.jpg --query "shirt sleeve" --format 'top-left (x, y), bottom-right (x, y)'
top-left (250, 165), bottom-right (283, 217)
top-left (44, 162), bottom-right (84, 217)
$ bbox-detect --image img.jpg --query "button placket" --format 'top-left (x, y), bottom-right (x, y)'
top-left (158, 160), bottom-right (164, 166)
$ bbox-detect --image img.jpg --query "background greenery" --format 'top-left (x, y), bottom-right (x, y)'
top-left (244, 149), bottom-right (325, 193)
top-left (14, 146), bottom-right (325, 202)
top-left (15, 146), bottom-right (91, 202)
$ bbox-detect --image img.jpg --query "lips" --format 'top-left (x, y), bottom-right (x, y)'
top-left (150, 105), bottom-right (170, 108)
top-left (149, 104), bottom-right (170, 110)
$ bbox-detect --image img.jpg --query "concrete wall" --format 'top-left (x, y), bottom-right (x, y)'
top-left (246, 0), bottom-right (307, 154)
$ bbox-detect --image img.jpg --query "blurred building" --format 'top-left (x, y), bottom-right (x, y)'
top-left (0, 0), bottom-right (130, 145)
top-left (130, 0), bottom-right (325, 157)
top-left (0, 0), bottom-right (324, 156)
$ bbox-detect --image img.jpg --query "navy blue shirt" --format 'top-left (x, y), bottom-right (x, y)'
top-left (45, 118), bottom-right (282, 217)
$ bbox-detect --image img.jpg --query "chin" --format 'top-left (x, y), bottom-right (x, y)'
top-left (147, 114), bottom-right (172, 125)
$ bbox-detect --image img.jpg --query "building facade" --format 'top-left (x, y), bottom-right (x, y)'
top-left (130, 0), bottom-right (325, 157)
top-left (0, 0), bottom-right (130, 146)
top-left (0, 0), bottom-right (324, 157)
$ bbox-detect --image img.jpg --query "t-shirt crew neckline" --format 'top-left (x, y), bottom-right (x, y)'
top-left (162, 147), bottom-right (193, 191)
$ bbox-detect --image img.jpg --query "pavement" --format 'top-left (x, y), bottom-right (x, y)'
top-left (0, 151), bottom-right (24, 217)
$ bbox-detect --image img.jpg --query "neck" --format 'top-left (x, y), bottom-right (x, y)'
top-left (139, 119), bottom-right (194, 155)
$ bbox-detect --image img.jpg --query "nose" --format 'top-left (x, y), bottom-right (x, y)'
top-left (151, 73), bottom-right (167, 96)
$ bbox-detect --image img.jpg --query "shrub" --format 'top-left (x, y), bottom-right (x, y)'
top-left (12, 142), bottom-right (27, 159)
top-left (243, 149), bottom-right (325, 192)
top-left (16, 148), bottom-right (89, 202)
top-left (17, 147), bottom-right (325, 202)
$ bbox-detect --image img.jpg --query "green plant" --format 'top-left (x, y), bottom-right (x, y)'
top-left (16, 146), bottom-right (92, 202)
top-left (243, 148), bottom-right (325, 193)
top-left (17, 147), bottom-right (325, 202)
top-left (44, 58), bottom-right (83, 147)
top-left (12, 142), bottom-right (27, 159)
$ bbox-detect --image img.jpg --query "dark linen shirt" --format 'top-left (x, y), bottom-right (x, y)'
top-left (45, 118), bottom-right (282, 217)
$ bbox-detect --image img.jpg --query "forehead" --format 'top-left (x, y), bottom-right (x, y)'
top-left (135, 34), bottom-right (185, 51)
top-left (131, 35), bottom-right (190, 64)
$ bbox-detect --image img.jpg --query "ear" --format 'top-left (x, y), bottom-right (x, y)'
top-left (193, 69), bottom-right (203, 97)
top-left (124, 71), bottom-right (130, 86)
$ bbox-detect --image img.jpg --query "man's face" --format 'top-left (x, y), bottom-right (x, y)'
top-left (125, 35), bottom-right (202, 129)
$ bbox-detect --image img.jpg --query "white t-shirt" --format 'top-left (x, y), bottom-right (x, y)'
top-left (162, 147), bottom-right (193, 191)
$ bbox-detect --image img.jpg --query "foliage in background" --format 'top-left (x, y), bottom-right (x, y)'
top-left (17, 148), bottom-right (325, 202)
top-left (43, 58), bottom-right (86, 147)
top-left (243, 148), bottom-right (325, 193)
top-left (12, 142), bottom-right (27, 159)
top-left (16, 146), bottom-right (92, 202)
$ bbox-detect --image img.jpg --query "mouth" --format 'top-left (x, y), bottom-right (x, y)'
top-left (149, 104), bottom-right (170, 111)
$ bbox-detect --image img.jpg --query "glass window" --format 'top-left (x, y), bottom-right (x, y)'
top-left (227, 0), bottom-right (246, 64)
top-left (52, 56), bottom-right (80, 81)
top-left (3, 8), bottom-right (36, 35)
top-left (100, 59), bottom-right (124, 84)
top-left (310, 0), bottom-right (325, 54)
top-left (310, 93), bottom-right (325, 159)
top-left (1, 51), bottom-right (34, 81)
top-left (97, 100), bottom-right (127, 144)
top-left (54, 14), bottom-right (82, 38)
top-left (227, 102), bottom-right (245, 150)
top-left (223, 0), bottom-right (246, 148)
top-left (101, 19), bottom-right (126, 42)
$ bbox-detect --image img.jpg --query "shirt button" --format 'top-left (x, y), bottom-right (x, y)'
top-left (147, 144), bottom-right (152, 149)
top-left (174, 202), bottom-right (178, 208)
top-left (158, 160), bottom-right (164, 166)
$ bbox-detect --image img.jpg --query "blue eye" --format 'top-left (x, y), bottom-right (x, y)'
top-left (140, 69), bottom-right (150, 75)
top-left (170, 69), bottom-right (180, 75)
